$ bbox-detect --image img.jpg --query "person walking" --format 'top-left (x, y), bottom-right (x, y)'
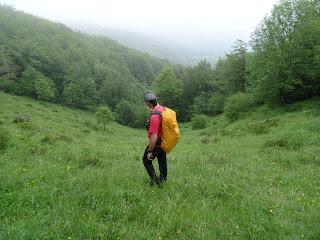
top-left (143, 93), bottom-right (167, 186)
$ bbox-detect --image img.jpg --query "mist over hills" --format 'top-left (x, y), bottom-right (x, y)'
top-left (66, 21), bottom-right (225, 66)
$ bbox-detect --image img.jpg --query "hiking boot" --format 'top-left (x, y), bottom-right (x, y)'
top-left (149, 177), bottom-right (160, 186)
top-left (159, 175), bottom-right (167, 183)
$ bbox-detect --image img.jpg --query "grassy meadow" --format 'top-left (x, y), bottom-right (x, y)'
top-left (0, 91), bottom-right (319, 239)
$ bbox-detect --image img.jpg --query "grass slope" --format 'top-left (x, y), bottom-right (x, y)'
top-left (0, 92), bottom-right (319, 239)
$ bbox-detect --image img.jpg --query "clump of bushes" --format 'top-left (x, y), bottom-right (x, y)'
top-left (84, 119), bottom-right (95, 128)
top-left (0, 128), bottom-right (10, 150)
top-left (224, 93), bottom-right (256, 121)
top-left (191, 114), bottom-right (210, 130)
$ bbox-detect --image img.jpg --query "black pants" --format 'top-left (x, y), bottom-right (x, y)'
top-left (142, 146), bottom-right (167, 181)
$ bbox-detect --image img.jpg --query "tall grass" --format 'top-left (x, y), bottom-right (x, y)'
top-left (0, 92), bottom-right (319, 239)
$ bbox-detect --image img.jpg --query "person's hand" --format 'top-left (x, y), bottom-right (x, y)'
top-left (147, 152), bottom-right (153, 160)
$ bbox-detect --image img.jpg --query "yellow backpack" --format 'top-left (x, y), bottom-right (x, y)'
top-left (152, 107), bottom-right (180, 153)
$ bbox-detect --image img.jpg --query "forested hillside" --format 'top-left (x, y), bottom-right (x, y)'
top-left (153, 0), bottom-right (320, 122)
top-left (1, 0), bottom-right (320, 127)
top-left (0, 5), bottom-right (168, 113)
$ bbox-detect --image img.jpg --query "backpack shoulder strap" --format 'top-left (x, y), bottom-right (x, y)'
top-left (151, 110), bottom-right (162, 116)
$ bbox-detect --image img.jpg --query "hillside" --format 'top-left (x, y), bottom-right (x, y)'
top-left (1, 92), bottom-right (319, 239)
top-left (0, 5), bottom-right (169, 110)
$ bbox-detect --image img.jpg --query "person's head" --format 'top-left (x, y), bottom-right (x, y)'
top-left (144, 93), bottom-right (157, 108)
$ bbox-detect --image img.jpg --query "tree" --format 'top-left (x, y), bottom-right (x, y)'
top-left (114, 100), bottom-right (136, 126)
top-left (152, 66), bottom-right (183, 108)
top-left (97, 75), bottom-right (129, 109)
top-left (249, 0), bottom-right (320, 103)
top-left (214, 40), bottom-right (247, 95)
top-left (34, 76), bottom-right (55, 101)
top-left (17, 66), bottom-right (39, 97)
top-left (63, 78), bottom-right (97, 110)
top-left (96, 106), bottom-right (114, 130)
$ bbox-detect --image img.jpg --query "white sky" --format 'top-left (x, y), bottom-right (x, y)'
top-left (0, 0), bottom-right (278, 51)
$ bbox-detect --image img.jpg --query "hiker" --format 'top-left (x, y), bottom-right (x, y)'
top-left (143, 93), bottom-right (167, 186)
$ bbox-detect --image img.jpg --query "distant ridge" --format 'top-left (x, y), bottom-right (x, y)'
top-left (66, 21), bottom-right (219, 66)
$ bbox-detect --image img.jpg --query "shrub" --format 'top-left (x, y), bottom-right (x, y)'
top-left (0, 128), bottom-right (10, 150)
top-left (191, 114), bottom-right (210, 130)
top-left (224, 93), bottom-right (256, 121)
top-left (96, 106), bottom-right (114, 130)
top-left (84, 119), bottom-right (97, 129)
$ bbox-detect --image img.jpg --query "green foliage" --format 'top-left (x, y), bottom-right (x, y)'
top-left (63, 78), bottom-right (97, 110)
top-left (16, 66), bottom-right (39, 97)
top-left (224, 93), bottom-right (256, 121)
top-left (249, 0), bottom-right (320, 103)
top-left (114, 100), bottom-right (136, 127)
top-left (34, 76), bottom-right (55, 101)
top-left (192, 91), bottom-right (225, 116)
top-left (0, 5), bottom-right (167, 114)
top-left (181, 61), bottom-right (215, 118)
top-left (1, 1), bottom-right (320, 127)
top-left (15, 66), bottom-right (56, 101)
top-left (153, 66), bottom-right (183, 108)
top-left (191, 114), bottom-right (210, 130)
top-left (0, 127), bottom-right (9, 150)
top-left (114, 101), bottom-right (149, 128)
top-left (0, 73), bottom-right (16, 93)
top-left (215, 40), bottom-right (247, 95)
top-left (208, 93), bottom-right (225, 115)
top-left (96, 106), bottom-right (114, 129)
top-left (132, 105), bottom-right (149, 128)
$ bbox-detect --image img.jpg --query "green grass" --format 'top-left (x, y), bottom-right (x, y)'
top-left (0, 91), bottom-right (319, 239)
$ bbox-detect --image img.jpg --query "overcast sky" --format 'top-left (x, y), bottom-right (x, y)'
top-left (0, 0), bottom-right (278, 51)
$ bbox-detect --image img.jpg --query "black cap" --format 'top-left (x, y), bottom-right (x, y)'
top-left (144, 93), bottom-right (157, 103)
